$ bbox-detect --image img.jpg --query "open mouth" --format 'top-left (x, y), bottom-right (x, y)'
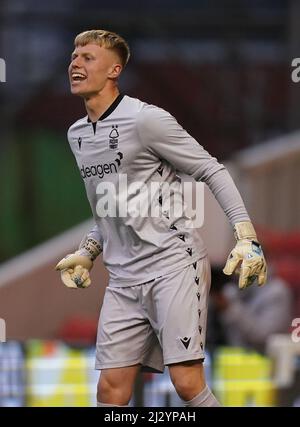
top-left (71, 72), bottom-right (87, 82)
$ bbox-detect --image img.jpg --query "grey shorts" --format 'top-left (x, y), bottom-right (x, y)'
top-left (95, 256), bottom-right (211, 373)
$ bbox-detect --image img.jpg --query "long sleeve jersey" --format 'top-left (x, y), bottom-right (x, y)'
top-left (68, 94), bottom-right (250, 287)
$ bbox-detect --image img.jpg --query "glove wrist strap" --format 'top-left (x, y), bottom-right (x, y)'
top-left (234, 221), bottom-right (257, 241)
top-left (79, 238), bottom-right (102, 261)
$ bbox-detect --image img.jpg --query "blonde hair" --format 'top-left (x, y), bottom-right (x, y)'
top-left (74, 29), bottom-right (130, 67)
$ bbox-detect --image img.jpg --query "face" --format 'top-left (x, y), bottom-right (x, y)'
top-left (68, 43), bottom-right (122, 97)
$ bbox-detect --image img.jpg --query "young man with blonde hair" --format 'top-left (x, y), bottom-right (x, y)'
top-left (55, 29), bottom-right (267, 407)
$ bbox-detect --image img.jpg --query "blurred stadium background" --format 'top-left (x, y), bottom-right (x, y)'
top-left (1, 0), bottom-right (300, 407)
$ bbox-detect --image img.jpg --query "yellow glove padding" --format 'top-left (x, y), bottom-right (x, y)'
top-left (55, 237), bottom-right (101, 289)
top-left (55, 252), bottom-right (93, 289)
top-left (223, 221), bottom-right (267, 289)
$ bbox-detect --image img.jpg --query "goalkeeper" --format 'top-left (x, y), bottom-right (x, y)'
top-left (56, 29), bottom-right (267, 407)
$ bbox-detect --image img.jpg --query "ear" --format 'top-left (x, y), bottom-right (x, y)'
top-left (108, 63), bottom-right (122, 79)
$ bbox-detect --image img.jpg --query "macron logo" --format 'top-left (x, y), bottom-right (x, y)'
top-left (80, 152), bottom-right (123, 179)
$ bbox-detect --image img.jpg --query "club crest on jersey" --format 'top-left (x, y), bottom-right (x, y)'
top-left (109, 125), bottom-right (119, 150)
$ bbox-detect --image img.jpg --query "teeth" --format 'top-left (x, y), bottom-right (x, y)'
top-left (72, 73), bottom-right (86, 79)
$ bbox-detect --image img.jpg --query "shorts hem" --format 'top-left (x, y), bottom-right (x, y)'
top-left (95, 358), bottom-right (164, 373)
top-left (164, 353), bottom-right (205, 365)
top-left (95, 358), bottom-right (141, 370)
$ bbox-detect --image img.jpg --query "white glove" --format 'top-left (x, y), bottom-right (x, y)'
top-left (223, 221), bottom-right (267, 289)
top-left (55, 238), bottom-right (101, 289)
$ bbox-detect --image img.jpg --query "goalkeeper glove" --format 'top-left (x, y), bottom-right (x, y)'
top-left (55, 238), bottom-right (101, 289)
top-left (223, 221), bottom-right (267, 289)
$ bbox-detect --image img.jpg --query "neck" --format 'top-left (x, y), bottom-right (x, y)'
top-left (84, 85), bottom-right (120, 122)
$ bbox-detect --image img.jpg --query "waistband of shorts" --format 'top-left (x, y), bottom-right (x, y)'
top-left (108, 253), bottom-right (208, 288)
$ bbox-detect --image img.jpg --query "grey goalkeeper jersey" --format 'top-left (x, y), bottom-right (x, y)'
top-left (68, 94), bottom-right (250, 287)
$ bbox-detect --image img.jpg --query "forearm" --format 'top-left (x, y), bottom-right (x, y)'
top-left (204, 168), bottom-right (250, 226)
top-left (79, 223), bottom-right (103, 259)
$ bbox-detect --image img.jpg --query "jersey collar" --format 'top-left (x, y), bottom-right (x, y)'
top-left (87, 94), bottom-right (124, 123)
